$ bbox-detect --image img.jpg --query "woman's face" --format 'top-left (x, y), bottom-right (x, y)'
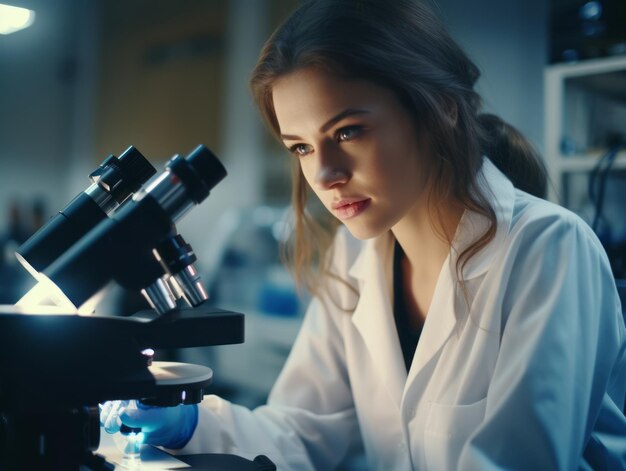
top-left (272, 67), bottom-right (431, 240)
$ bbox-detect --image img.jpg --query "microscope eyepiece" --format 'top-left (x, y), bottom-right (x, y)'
top-left (186, 145), bottom-right (227, 197)
top-left (166, 145), bottom-right (227, 204)
top-left (90, 146), bottom-right (156, 203)
top-left (142, 144), bottom-right (228, 223)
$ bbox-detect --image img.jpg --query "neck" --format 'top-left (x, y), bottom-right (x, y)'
top-left (391, 198), bottom-right (463, 277)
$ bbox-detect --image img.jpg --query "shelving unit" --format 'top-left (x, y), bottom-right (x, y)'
top-left (544, 55), bottom-right (626, 209)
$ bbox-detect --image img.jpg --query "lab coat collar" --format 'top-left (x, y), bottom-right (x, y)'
top-left (452, 157), bottom-right (515, 280)
top-left (348, 157), bottom-right (515, 285)
top-left (346, 158), bottom-right (515, 405)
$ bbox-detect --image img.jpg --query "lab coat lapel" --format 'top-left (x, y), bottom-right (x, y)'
top-left (404, 157), bottom-right (516, 391)
top-left (404, 255), bottom-right (457, 391)
top-left (349, 233), bottom-right (407, 407)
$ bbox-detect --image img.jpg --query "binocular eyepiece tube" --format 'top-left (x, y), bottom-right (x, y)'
top-left (41, 145), bottom-right (226, 313)
top-left (16, 146), bottom-right (156, 276)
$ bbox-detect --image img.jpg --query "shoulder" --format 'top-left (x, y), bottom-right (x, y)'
top-left (485, 191), bottom-right (621, 335)
top-left (507, 190), bottom-right (603, 255)
top-left (496, 190), bottom-right (615, 301)
top-left (480, 189), bottom-right (614, 308)
top-left (476, 157), bottom-right (603, 262)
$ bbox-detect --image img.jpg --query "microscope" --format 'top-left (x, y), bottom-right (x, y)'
top-left (0, 145), bottom-right (276, 470)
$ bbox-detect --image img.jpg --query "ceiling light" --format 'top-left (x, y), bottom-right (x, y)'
top-left (0, 3), bottom-right (35, 35)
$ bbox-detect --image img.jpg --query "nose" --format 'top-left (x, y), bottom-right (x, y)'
top-left (314, 146), bottom-right (350, 190)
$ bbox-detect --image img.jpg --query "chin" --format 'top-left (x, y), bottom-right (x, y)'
top-left (342, 221), bottom-right (387, 241)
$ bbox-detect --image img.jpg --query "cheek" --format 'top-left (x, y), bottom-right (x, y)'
top-left (368, 136), bottom-right (422, 182)
top-left (298, 160), bottom-right (327, 202)
top-left (378, 143), bottom-right (427, 200)
top-left (390, 132), bottom-right (425, 178)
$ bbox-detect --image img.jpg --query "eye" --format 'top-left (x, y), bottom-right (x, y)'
top-left (336, 125), bottom-right (363, 142)
top-left (288, 143), bottom-right (313, 157)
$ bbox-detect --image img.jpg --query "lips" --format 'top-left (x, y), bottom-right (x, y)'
top-left (331, 198), bottom-right (371, 220)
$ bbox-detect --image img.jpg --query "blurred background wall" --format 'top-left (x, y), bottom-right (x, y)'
top-left (0, 0), bottom-right (547, 249)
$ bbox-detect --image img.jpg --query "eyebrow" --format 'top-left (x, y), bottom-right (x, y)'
top-left (280, 108), bottom-right (370, 141)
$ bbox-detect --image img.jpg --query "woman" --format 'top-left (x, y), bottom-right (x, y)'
top-left (101, 0), bottom-right (626, 469)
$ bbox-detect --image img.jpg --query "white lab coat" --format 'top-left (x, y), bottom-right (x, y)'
top-left (180, 159), bottom-right (626, 470)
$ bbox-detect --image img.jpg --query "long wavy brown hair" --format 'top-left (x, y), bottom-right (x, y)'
top-left (250, 0), bottom-right (546, 298)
